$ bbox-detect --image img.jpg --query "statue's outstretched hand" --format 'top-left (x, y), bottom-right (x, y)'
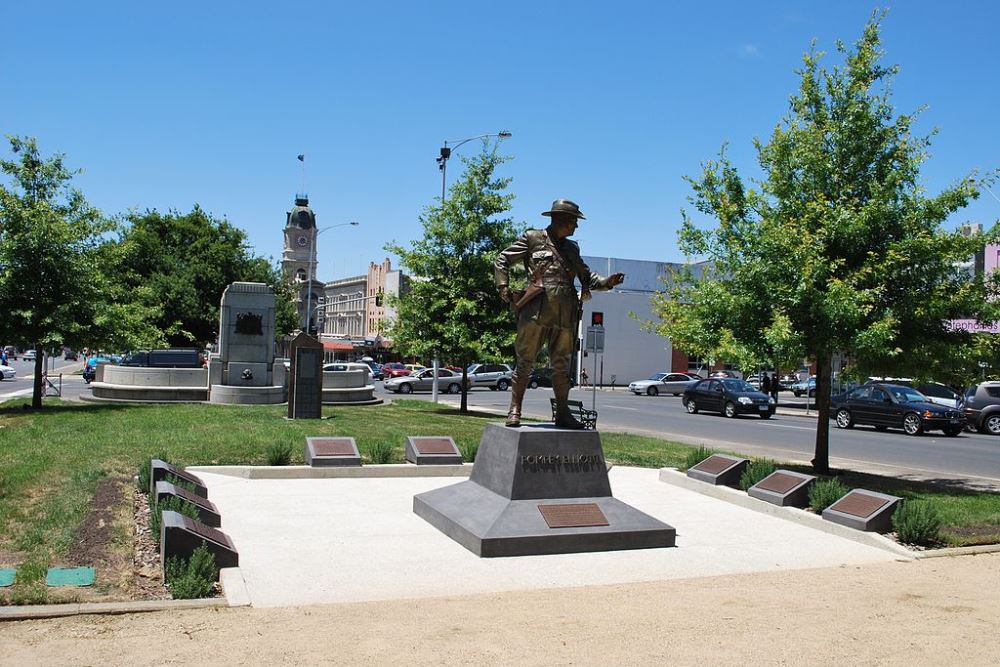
top-left (609, 273), bottom-right (626, 287)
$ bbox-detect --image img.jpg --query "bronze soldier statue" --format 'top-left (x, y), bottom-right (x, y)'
top-left (495, 199), bottom-right (625, 429)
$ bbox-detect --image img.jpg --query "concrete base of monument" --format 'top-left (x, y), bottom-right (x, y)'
top-left (209, 384), bottom-right (286, 405)
top-left (413, 423), bottom-right (675, 557)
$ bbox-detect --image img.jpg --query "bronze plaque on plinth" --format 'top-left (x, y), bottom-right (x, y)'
top-left (829, 492), bottom-right (890, 518)
top-left (755, 471), bottom-right (803, 495)
top-left (413, 438), bottom-right (458, 455)
top-left (538, 503), bottom-right (609, 529)
top-left (693, 455), bottom-right (737, 475)
top-left (312, 438), bottom-right (357, 456)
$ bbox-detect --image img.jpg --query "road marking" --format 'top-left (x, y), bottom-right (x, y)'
top-left (0, 387), bottom-right (33, 400)
top-left (602, 405), bottom-right (640, 411)
top-left (760, 422), bottom-right (815, 431)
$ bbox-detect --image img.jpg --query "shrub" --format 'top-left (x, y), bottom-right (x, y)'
top-left (892, 500), bottom-right (942, 545)
top-left (367, 441), bottom-right (395, 464)
top-left (683, 446), bottom-right (718, 471)
top-left (458, 440), bottom-right (479, 463)
top-left (163, 473), bottom-right (197, 493)
top-left (739, 458), bottom-right (778, 491)
top-left (265, 441), bottom-right (293, 466)
top-left (808, 478), bottom-right (850, 512)
top-left (136, 452), bottom-right (170, 493)
top-left (165, 542), bottom-right (218, 599)
top-left (149, 494), bottom-right (201, 546)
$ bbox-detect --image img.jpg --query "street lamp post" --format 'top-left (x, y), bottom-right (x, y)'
top-left (436, 130), bottom-right (512, 202)
top-left (305, 221), bottom-right (360, 333)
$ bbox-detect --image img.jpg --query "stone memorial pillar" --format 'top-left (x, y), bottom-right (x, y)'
top-left (288, 332), bottom-right (324, 419)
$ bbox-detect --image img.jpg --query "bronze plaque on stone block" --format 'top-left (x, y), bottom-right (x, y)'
top-left (829, 492), bottom-right (890, 518)
top-left (180, 516), bottom-right (235, 549)
top-left (172, 485), bottom-right (217, 511)
top-left (312, 439), bottom-right (356, 456)
top-left (413, 438), bottom-right (457, 455)
top-left (693, 455), bottom-right (737, 475)
top-left (538, 503), bottom-right (609, 529)
top-left (755, 472), bottom-right (803, 495)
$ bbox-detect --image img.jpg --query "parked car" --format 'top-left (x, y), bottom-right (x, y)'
top-left (527, 367), bottom-right (576, 389)
top-left (22, 349), bottom-right (37, 362)
top-left (961, 380), bottom-right (1000, 435)
top-left (385, 368), bottom-right (465, 394)
top-left (323, 362), bottom-right (372, 381)
top-left (0, 364), bottom-right (15, 380)
top-left (63, 349), bottom-right (78, 361)
top-left (708, 370), bottom-right (742, 379)
top-left (833, 382), bottom-right (964, 436)
top-left (466, 363), bottom-right (513, 391)
top-left (120, 348), bottom-right (202, 368)
top-left (404, 364), bottom-right (426, 374)
top-left (628, 372), bottom-right (700, 397)
top-left (778, 373), bottom-right (798, 390)
top-left (791, 376), bottom-right (816, 397)
top-left (682, 378), bottom-right (775, 419)
top-left (381, 362), bottom-right (411, 378)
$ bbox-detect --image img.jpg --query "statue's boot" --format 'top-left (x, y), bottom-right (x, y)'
top-left (552, 374), bottom-right (585, 430)
top-left (505, 375), bottom-right (528, 427)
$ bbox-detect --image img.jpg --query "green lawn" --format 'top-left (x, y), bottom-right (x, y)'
top-left (0, 398), bottom-right (997, 604)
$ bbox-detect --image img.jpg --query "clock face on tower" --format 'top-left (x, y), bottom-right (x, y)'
top-left (296, 235), bottom-right (308, 248)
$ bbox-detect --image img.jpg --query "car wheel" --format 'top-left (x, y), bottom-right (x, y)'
top-left (684, 399), bottom-right (698, 414)
top-left (760, 412), bottom-right (771, 419)
top-left (835, 409), bottom-right (854, 429)
top-left (447, 383), bottom-right (461, 394)
top-left (529, 380), bottom-right (539, 389)
top-left (984, 415), bottom-right (1000, 435)
top-left (944, 426), bottom-right (962, 437)
top-left (724, 402), bottom-right (737, 418)
top-left (497, 379), bottom-right (510, 391)
top-left (646, 386), bottom-right (659, 397)
top-left (399, 383), bottom-right (412, 394)
top-left (902, 413), bottom-right (923, 436)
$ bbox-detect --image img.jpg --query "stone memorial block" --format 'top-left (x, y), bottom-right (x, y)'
top-left (288, 332), bottom-right (324, 419)
top-left (747, 470), bottom-right (816, 507)
top-left (218, 282), bottom-right (276, 369)
top-left (155, 481), bottom-right (222, 527)
top-left (150, 460), bottom-right (208, 498)
top-left (304, 437), bottom-right (362, 467)
top-left (160, 510), bottom-right (239, 570)
top-left (405, 436), bottom-right (462, 465)
top-left (822, 489), bottom-right (901, 532)
top-left (686, 454), bottom-right (749, 487)
top-left (414, 423), bottom-right (675, 557)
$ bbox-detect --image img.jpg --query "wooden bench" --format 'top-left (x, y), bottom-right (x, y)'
top-left (549, 398), bottom-right (598, 430)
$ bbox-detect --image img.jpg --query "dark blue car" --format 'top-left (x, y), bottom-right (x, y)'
top-left (683, 378), bottom-right (776, 419)
top-left (832, 383), bottom-right (964, 436)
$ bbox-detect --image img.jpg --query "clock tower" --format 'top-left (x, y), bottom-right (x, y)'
top-left (282, 194), bottom-right (319, 330)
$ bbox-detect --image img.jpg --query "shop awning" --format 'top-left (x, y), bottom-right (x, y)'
top-left (322, 341), bottom-right (354, 352)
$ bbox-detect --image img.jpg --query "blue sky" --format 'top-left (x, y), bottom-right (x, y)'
top-left (4, 1), bottom-right (998, 281)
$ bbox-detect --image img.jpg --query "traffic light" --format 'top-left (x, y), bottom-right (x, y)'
top-left (591, 311), bottom-right (604, 327)
top-left (375, 291), bottom-right (384, 307)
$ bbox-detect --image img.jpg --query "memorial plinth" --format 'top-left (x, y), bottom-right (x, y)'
top-left (413, 423), bottom-right (675, 557)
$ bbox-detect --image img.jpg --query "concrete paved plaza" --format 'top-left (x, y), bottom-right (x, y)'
top-left (192, 466), bottom-right (900, 608)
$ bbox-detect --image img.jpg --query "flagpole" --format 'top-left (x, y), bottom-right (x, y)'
top-left (297, 154), bottom-right (306, 194)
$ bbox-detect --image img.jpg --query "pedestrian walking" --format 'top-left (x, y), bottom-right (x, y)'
top-left (581, 368), bottom-right (589, 387)
top-left (761, 373), bottom-right (771, 394)
top-left (770, 372), bottom-right (780, 404)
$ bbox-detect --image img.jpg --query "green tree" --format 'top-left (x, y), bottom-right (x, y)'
top-left (115, 207), bottom-right (298, 347)
top-left (384, 144), bottom-right (523, 412)
top-left (651, 13), bottom-right (998, 473)
top-left (0, 136), bottom-right (163, 408)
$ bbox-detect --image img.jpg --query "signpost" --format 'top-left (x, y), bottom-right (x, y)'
top-left (584, 324), bottom-right (604, 412)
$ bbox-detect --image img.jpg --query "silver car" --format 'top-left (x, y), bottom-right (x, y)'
top-left (465, 363), bottom-right (513, 391)
top-left (385, 368), bottom-right (466, 395)
top-left (628, 372), bottom-right (701, 397)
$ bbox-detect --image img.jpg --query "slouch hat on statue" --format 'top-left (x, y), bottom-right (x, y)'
top-left (541, 199), bottom-right (586, 220)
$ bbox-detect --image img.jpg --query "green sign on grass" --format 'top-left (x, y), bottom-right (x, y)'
top-left (0, 568), bottom-right (15, 587)
top-left (46, 566), bottom-right (95, 587)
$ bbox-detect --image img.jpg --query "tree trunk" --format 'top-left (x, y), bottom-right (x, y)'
top-left (460, 359), bottom-right (469, 414)
top-left (811, 350), bottom-right (833, 474)
top-left (31, 342), bottom-right (44, 410)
